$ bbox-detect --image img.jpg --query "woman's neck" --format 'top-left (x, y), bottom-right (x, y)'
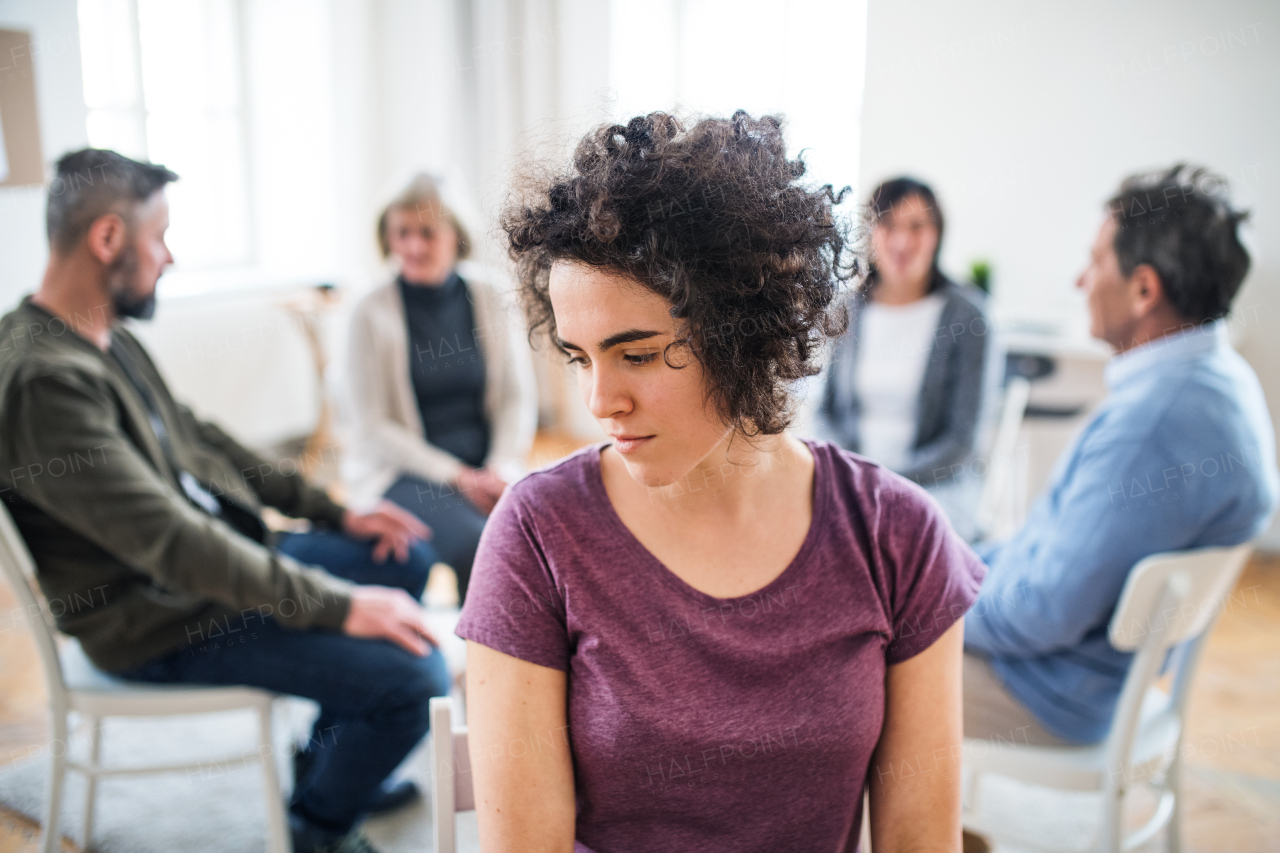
top-left (399, 271), bottom-right (452, 288)
top-left (872, 272), bottom-right (931, 306)
top-left (640, 432), bottom-right (811, 522)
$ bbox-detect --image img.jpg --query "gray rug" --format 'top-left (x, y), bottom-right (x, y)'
top-left (0, 698), bottom-right (479, 853)
top-left (0, 607), bottom-right (478, 853)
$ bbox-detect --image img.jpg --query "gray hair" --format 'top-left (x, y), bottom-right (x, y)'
top-left (46, 149), bottom-right (178, 254)
top-left (1108, 164), bottom-right (1249, 324)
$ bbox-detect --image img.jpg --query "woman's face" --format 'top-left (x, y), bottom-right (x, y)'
top-left (548, 261), bottom-right (730, 488)
top-left (385, 204), bottom-right (458, 285)
top-left (870, 194), bottom-right (939, 290)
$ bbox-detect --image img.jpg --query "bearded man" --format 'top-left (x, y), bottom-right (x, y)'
top-left (0, 149), bottom-right (446, 853)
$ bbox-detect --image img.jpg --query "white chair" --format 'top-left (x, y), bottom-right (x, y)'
top-left (429, 696), bottom-right (474, 853)
top-left (962, 544), bottom-right (1254, 853)
top-left (975, 375), bottom-right (1032, 539)
top-left (0, 503), bottom-right (290, 853)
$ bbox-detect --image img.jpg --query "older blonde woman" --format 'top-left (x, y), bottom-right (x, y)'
top-left (344, 175), bottom-right (537, 603)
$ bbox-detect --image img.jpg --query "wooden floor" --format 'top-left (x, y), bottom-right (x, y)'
top-left (1176, 552), bottom-right (1280, 848)
top-left (1, 464), bottom-right (1277, 850)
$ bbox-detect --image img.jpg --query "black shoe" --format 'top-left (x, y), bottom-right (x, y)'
top-left (365, 779), bottom-right (420, 815)
top-left (289, 814), bottom-right (381, 853)
top-left (293, 745), bottom-right (319, 788)
top-left (294, 747), bottom-right (421, 815)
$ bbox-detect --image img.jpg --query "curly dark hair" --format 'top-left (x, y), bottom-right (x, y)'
top-left (503, 111), bottom-right (857, 436)
top-left (1108, 164), bottom-right (1250, 324)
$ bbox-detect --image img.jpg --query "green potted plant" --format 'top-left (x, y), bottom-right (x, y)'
top-left (969, 259), bottom-right (992, 294)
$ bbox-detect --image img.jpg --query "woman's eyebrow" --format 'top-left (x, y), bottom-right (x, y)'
top-left (600, 329), bottom-right (662, 350)
top-left (556, 329), bottom-right (662, 352)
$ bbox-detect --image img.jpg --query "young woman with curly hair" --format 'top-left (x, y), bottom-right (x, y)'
top-left (456, 112), bottom-right (985, 853)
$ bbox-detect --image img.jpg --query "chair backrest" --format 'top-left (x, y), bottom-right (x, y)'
top-left (1108, 544), bottom-right (1253, 652)
top-left (975, 375), bottom-right (1031, 536)
top-left (0, 502), bottom-right (70, 706)
top-left (430, 696), bottom-right (474, 853)
top-left (1101, 543), bottom-right (1252, 793)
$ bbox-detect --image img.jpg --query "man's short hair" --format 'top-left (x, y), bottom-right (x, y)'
top-left (46, 149), bottom-right (178, 255)
top-left (1107, 164), bottom-right (1249, 324)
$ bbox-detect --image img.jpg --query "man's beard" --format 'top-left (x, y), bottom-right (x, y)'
top-left (106, 245), bottom-right (157, 321)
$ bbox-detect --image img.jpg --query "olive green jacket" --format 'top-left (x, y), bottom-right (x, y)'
top-left (0, 297), bottom-right (353, 672)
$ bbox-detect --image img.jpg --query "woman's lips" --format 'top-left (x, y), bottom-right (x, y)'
top-left (612, 435), bottom-right (654, 455)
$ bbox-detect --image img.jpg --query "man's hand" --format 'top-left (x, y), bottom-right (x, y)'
top-left (456, 467), bottom-right (508, 515)
top-left (342, 500), bottom-right (431, 564)
top-left (343, 585), bottom-right (439, 656)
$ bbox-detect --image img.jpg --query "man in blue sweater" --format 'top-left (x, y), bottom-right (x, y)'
top-left (963, 165), bottom-right (1279, 746)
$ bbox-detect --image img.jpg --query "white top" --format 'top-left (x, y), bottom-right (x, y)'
top-left (855, 293), bottom-right (946, 471)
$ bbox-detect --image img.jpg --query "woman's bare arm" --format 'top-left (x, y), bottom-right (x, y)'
top-left (868, 619), bottom-right (966, 853)
top-left (466, 640), bottom-right (577, 853)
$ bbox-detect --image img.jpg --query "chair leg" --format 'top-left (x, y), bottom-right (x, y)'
top-left (1101, 786), bottom-right (1124, 853)
top-left (82, 716), bottom-right (102, 851)
top-left (1166, 749), bottom-right (1184, 853)
top-left (40, 714), bottom-right (68, 853)
top-left (257, 702), bottom-right (290, 853)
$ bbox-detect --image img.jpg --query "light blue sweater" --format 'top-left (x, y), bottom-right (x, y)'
top-left (965, 322), bottom-right (1279, 744)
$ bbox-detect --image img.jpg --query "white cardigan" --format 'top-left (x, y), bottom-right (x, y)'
top-left (341, 261), bottom-right (538, 508)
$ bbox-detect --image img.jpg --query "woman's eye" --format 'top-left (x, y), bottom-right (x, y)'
top-left (624, 352), bottom-right (659, 366)
top-left (566, 355), bottom-right (589, 367)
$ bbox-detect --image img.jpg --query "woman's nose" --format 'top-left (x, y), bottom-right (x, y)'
top-left (586, 365), bottom-right (632, 420)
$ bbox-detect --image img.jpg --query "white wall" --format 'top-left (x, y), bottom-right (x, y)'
top-left (860, 0), bottom-right (1280, 548)
top-left (0, 0), bottom-right (87, 307)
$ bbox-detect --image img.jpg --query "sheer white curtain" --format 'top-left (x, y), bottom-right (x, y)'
top-left (453, 0), bottom-right (611, 434)
top-left (453, 0), bottom-right (868, 436)
top-left (462, 0), bottom-right (610, 250)
top-left (610, 0), bottom-right (867, 194)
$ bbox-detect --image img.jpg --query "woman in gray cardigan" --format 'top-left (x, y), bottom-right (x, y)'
top-left (816, 177), bottom-right (990, 535)
top-left (343, 175), bottom-right (537, 602)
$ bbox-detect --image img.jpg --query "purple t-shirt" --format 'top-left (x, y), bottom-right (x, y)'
top-left (456, 440), bottom-right (985, 853)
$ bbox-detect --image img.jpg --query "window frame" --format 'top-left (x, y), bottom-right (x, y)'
top-left (79, 0), bottom-right (258, 274)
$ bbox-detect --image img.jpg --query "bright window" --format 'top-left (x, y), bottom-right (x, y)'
top-left (78, 0), bottom-right (253, 269)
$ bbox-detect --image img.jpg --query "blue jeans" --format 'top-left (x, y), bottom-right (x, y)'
top-left (383, 474), bottom-right (488, 603)
top-left (117, 531), bottom-right (451, 834)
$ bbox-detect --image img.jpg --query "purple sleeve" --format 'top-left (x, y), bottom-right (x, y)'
top-left (455, 492), bottom-right (570, 671)
top-left (881, 486), bottom-right (986, 664)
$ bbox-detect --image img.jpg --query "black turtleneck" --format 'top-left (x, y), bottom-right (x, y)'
top-left (398, 273), bottom-right (489, 469)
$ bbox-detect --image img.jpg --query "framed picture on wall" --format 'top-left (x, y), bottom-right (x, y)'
top-left (0, 28), bottom-right (45, 187)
